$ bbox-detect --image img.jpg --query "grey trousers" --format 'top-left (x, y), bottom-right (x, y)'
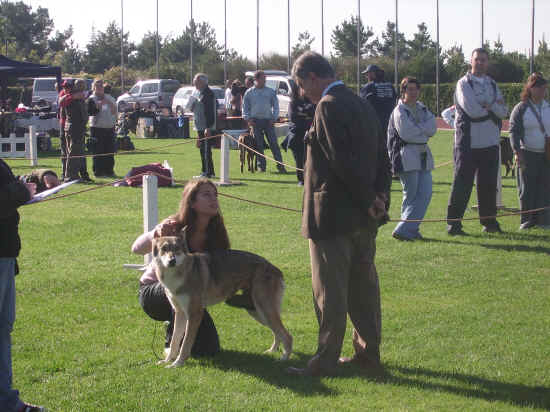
top-left (307, 225), bottom-right (382, 372)
top-left (517, 149), bottom-right (550, 225)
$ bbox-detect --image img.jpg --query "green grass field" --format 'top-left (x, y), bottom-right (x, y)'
top-left (6, 129), bottom-right (550, 411)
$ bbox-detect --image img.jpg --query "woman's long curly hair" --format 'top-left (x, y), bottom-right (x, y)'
top-left (171, 178), bottom-right (230, 251)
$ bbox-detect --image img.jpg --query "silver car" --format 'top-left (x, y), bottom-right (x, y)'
top-left (116, 79), bottom-right (180, 112)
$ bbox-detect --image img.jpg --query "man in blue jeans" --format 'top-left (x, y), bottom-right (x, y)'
top-left (0, 159), bottom-right (46, 412)
top-left (243, 70), bottom-right (287, 173)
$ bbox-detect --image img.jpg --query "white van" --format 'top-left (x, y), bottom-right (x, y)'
top-left (32, 77), bottom-right (93, 108)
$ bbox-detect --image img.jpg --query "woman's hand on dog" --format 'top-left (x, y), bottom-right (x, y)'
top-left (155, 218), bottom-right (179, 237)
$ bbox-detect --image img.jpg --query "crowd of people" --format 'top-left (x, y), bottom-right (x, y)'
top-left (1, 47), bottom-right (549, 410)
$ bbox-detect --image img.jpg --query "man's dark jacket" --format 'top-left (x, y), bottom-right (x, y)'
top-left (0, 159), bottom-right (31, 264)
top-left (302, 84), bottom-right (391, 240)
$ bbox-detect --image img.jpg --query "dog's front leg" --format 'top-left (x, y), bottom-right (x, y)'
top-left (169, 304), bottom-right (205, 368)
top-left (158, 310), bottom-right (187, 365)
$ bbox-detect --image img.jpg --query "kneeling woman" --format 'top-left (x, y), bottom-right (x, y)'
top-left (132, 178), bottom-right (229, 356)
top-left (388, 77), bottom-right (437, 240)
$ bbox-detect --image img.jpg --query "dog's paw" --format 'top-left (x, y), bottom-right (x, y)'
top-left (166, 360), bottom-right (185, 368)
top-left (279, 352), bottom-right (291, 361)
top-left (157, 359), bottom-right (169, 366)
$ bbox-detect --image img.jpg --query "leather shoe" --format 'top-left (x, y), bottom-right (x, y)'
top-left (338, 355), bottom-right (385, 376)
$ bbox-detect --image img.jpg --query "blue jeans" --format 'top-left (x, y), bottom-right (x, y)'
top-left (251, 119), bottom-right (284, 171)
top-left (393, 169), bottom-right (433, 239)
top-left (0, 258), bottom-right (23, 412)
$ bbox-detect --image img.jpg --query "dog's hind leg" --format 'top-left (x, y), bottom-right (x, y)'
top-left (250, 271), bottom-right (292, 360)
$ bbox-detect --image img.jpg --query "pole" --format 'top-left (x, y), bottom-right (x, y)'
top-left (28, 126), bottom-right (37, 167)
top-left (321, 0), bottom-right (324, 56)
top-left (121, 0), bottom-right (124, 91)
top-left (394, 0), bottom-right (398, 91)
top-left (224, 0), bottom-right (227, 84)
top-left (143, 175), bottom-right (158, 264)
top-left (256, 0), bottom-right (259, 70)
top-left (481, 0), bottom-right (485, 47)
top-left (436, 0), bottom-right (440, 115)
top-left (190, 0), bottom-right (194, 83)
top-left (287, 0), bottom-right (291, 74)
top-left (357, 0), bottom-right (360, 94)
top-left (156, 0), bottom-right (159, 79)
top-left (530, 0), bottom-right (535, 73)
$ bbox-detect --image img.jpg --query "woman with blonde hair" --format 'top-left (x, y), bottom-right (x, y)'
top-left (132, 178), bottom-right (235, 356)
top-left (509, 72), bottom-right (550, 230)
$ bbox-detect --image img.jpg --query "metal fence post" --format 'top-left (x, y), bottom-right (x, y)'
top-left (143, 174), bottom-right (158, 264)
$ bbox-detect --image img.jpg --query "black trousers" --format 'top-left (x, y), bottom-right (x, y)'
top-left (198, 130), bottom-right (215, 176)
top-left (517, 149), bottom-right (550, 225)
top-left (138, 282), bottom-right (220, 357)
top-left (447, 145), bottom-right (500, 229)
top-left (290, 141), bottom-right (305, 183)
top-left (90, 127), bottom-right (115, 176)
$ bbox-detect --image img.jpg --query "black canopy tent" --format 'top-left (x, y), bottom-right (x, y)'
top-left (0, 54), bottom-right (62, 103)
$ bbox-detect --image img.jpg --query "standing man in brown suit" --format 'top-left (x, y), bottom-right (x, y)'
top-left (287, 52), bottom-right (390, 377)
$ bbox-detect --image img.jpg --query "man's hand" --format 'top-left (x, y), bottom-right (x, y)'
top-left (204, 128), bottom-right (211, 137)
top-left (368, 195), bottom-right (387, 220)
top-left (25, 182), bottom-right (36, 197)
top-left (515, 151), bottom-right (525, 171)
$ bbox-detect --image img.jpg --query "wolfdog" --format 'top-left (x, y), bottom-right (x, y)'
top-left (151, 230), bottom-right (292, 368)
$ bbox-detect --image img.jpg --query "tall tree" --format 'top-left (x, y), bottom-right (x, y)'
top-left (129, 31), bottom-right (161, 70)
top-left (372, 21), bottom-right (409, 60)
top-left (443, 44), bottom-right (468, 82)
top-left (83, 21), bottom-right (134, 73)
top-left (330, 16), bottom-right (374, 57)
top-left (407, 23), bottom-right (434, 55)
top-left (0, 1), bottom-right (54, 60)
top-left (292, 31), bottom-right (315, 59)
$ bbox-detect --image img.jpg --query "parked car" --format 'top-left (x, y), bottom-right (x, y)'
top-left (116, 79), bottom-right (180, 112)
top-left (245, 70), bottom-right (295, 118)
top-left (172, 85), bottom-right (227, 126)
top-left (32, 77), bottom-right (93, 109)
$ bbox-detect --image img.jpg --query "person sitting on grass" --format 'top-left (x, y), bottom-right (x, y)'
top-left (131, 178), bottom-right (254, 357)
top-left (18, 169), bottom-right (59, 194)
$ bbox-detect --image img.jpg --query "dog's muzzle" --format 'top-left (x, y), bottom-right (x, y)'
top-left (168, 258), bottom-right (177, 267)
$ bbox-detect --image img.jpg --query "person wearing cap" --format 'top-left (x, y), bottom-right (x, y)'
top-left (243, 70), bottom-right (286, 173)
top-left (360, 65), bottom-right (397, 135)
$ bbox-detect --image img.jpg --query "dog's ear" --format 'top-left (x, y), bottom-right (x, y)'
top-left (153, 229), bottom-right (161, 239)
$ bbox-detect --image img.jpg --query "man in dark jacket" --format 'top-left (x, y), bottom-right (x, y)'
top-left (0, 159), bottom-right (46, 412)
top-left (287, 52), bottom-right (390, 377)
top-left (360, 65), bottom-right (397, 134)
top-left (187, 73), bottom-right (217, 178)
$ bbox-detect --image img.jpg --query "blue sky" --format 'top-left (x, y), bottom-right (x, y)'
top-left (27, 0), bottom-right (549, 60)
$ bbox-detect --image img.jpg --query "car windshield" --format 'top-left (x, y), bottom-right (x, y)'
top-left (34, 79), bottom-right (57, 92)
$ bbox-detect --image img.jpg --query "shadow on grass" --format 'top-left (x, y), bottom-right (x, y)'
top-left (425, 238), bottom-right (550, 255)
top-left (209, 349), bottom-right (337, 396)
top-left (384, 363), bottom-right (550, 410)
